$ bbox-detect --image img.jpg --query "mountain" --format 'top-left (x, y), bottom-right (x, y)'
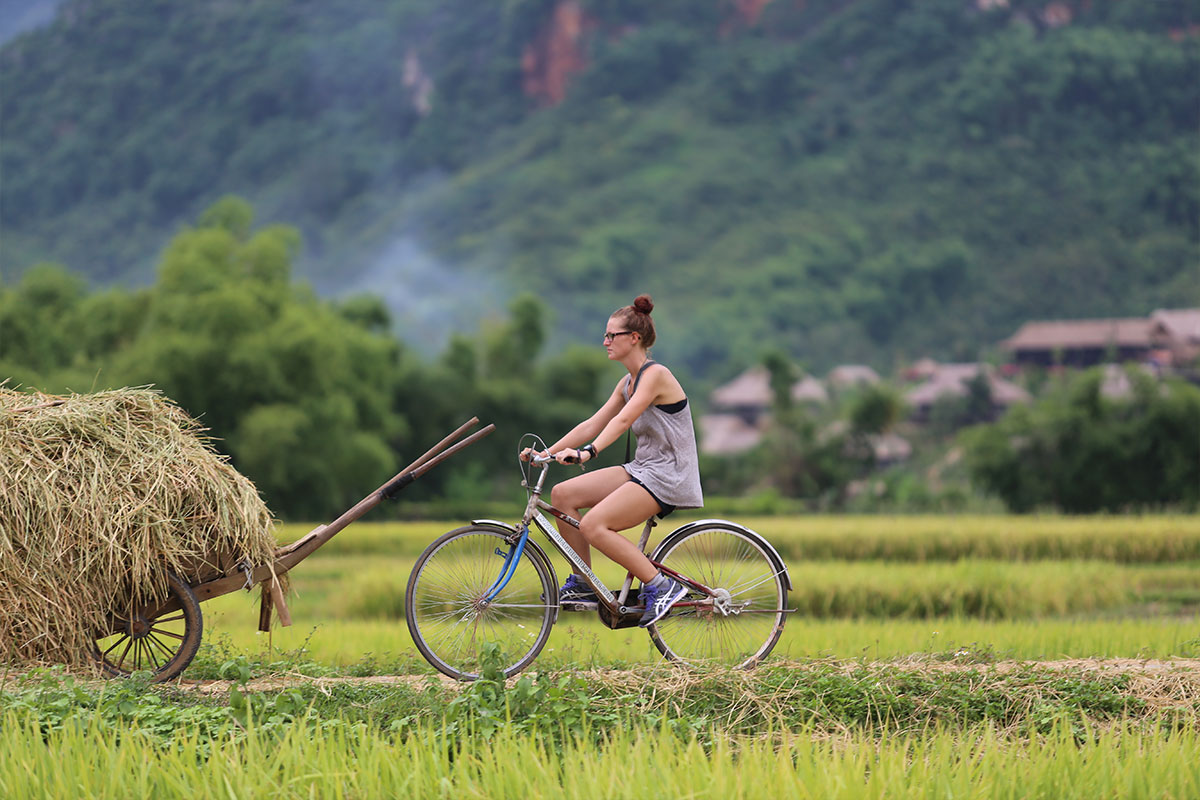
top-left (0, 0), bottom-right (60, 45)
top-left (2, 0), bottom-right (1197, 378)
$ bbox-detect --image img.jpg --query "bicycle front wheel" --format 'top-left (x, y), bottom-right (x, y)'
top-left (405, 525), bottom-right (557, 681)
top-left (647, 523), bottom-right (788, 669)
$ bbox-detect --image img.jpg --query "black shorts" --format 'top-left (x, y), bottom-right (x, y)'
top-left (627, 475), bottom-right (676, 518)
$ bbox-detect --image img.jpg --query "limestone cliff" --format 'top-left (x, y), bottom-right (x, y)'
top-left (521, 1), bottom-right (593, 106)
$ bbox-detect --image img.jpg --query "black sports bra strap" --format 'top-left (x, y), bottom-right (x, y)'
top-left (628, 359), bottom-right (658, 398)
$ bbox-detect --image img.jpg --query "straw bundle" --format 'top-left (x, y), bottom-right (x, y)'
top-left (0, 387), bottom-right (277, 667)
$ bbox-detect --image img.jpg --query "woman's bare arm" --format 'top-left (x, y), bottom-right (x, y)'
top-left (587, 365), bottom-right (669, 455)
top-left (545, 379), bottom-right (628, 452)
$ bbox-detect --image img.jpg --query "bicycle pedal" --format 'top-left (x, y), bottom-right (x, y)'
top-left (559, 600), bottom-right (599, 612)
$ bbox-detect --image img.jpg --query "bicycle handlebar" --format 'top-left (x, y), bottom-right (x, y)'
top-left (529, 452), bottom-right (581, 465)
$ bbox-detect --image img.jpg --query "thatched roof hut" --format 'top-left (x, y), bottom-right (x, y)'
top-left (905, 363), bottom-right (1030, 416)
top-left (827, 365), bottom-right (880, 390)
top-left (698, 413), bottom-right (763, 456)
top-left (711, 366), bottom-right (827, 425)
top-left (711, 366), bottom-right (774, 410)
top-left (791, 376), bottom-right (829, 404)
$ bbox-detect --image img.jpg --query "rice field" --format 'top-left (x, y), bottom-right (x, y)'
top-left (307, 515), bottom-right (1200, 562)
top-left (201, 612), bottom-right (1200, 671)
top-left (5, 514), bottom-right (1200, 798)
top-left (192, 516), bottom-right (1200, 672)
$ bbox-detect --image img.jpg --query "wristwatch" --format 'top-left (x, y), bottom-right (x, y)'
top-left (580, 444), bottom-right (598, 461)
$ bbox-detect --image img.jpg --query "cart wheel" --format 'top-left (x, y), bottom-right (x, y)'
top-left (92, 571), bottom-right (203, 683)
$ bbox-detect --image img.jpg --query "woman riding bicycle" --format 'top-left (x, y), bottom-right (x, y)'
top-left (522, 294), bottom-right (703, 627)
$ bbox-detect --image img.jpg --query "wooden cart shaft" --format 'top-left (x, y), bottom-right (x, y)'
top-left (188, 418), bottom-right (495, 605)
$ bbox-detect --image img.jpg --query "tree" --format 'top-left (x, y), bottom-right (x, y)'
top-left (848, 383), bottom-right (904, 437)
top-left (0, 263), bottom-right (86, 378)
top-left (762, 349), bottom-right (798, 411)
top-left (2, 199), bottom-right (410, 518)
top-left (961, 368), bottom-right (1200, 512)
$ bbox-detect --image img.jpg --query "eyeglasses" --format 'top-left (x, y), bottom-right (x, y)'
top-left (603, 331), bottom-right (634, 344)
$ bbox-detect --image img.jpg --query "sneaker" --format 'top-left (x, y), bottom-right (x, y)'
top-left (638, 576), bottom-right (688, 628)
top-left (558, 574), bottom-right (598, 604)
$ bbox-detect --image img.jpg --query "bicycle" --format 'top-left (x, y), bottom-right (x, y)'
top-left (404, 435), bottom-right (793, 680)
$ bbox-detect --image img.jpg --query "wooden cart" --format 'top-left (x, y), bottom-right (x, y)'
top-left (91, 419), bottom-right (494, 682)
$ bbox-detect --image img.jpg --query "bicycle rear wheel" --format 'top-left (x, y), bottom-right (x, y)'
top-left (406, 525), bottom-right (557, 681)
top-left (647, 523), bottom-right (787, 669)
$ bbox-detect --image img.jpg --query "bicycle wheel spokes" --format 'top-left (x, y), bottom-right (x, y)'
top-left (649, 525), bottom-right (787, 669)
top-left (407, 527), bottom-right (556, 680)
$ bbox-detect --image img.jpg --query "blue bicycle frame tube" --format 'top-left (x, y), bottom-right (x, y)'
top-left (484, 524), bottom-right (529, 601)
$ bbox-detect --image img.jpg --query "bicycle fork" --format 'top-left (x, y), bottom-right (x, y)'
top-left (484, 524), bottom-right (530, 602)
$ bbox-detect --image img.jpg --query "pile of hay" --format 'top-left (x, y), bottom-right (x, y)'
top-left (0, 387), bottom-right (277, 667)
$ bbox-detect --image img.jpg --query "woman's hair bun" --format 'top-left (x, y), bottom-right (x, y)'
top-left (632, 294), bottom-right (654, 315)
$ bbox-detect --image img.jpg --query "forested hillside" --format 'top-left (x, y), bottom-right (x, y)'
top-left (2, 0), bottom-right (1197, 377)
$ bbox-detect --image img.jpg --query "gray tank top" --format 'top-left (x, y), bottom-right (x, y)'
top-left (621, 362), bottom-right (704, 509)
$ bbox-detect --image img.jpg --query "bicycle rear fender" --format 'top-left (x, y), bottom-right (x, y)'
top-left (653, 519), bottom-right (792, 592)
top-left (471, 519), bottom-right (561, 622)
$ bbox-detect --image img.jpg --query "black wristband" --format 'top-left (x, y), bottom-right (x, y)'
top-left (581, 444), bottom-right (598, 461)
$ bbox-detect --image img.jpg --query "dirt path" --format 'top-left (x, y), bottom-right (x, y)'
top-left (183, 657), bottom-right (1200, 696)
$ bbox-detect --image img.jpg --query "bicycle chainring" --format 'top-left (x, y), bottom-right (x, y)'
top-left (597, 602), bottom-right (642, 630)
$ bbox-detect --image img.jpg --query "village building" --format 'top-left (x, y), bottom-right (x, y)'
top-left (827, 364), bottom-right (881, 391)
top-left (1098, 363), bottom-right (1160, 399)
top-left (1149, 308), bottom-right (1200, 368)
top-left (708, 366), bottom-right (827, 425)
top-left (700, 365), bottom-right (828, 455)
top-left (792, 375), bottom-right (830, 405)
top-left (708, 366), bottom-right (774, 426)
top-left (701, 365), bottom-right (912, 459)
top-left (900, 357), bottom-right (940, 382)
top-left (702, 308), bottom-right (1199, 458)
top-left (820, 419), bottom-right (913, 466)
top-left (696, 414), bottom-right (763, 456)
top-left (1000, 318), bottom-right (1156, 367)
top-left (904, 363), bottom-right (1030, 419)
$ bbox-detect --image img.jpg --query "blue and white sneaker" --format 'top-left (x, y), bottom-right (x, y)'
top-left (638, 576), bottom-right (688, 627)
top-left (558, 574), bottom-right (598, 607)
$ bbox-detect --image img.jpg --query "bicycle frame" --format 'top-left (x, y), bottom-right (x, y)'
top-left (497, 457), bottom-right (721, 617)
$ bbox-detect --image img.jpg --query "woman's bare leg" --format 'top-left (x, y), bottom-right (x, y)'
top-left (578, 482), bottom-right (662, 583)
top-left (549, 466), bottom-right (633, 572)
